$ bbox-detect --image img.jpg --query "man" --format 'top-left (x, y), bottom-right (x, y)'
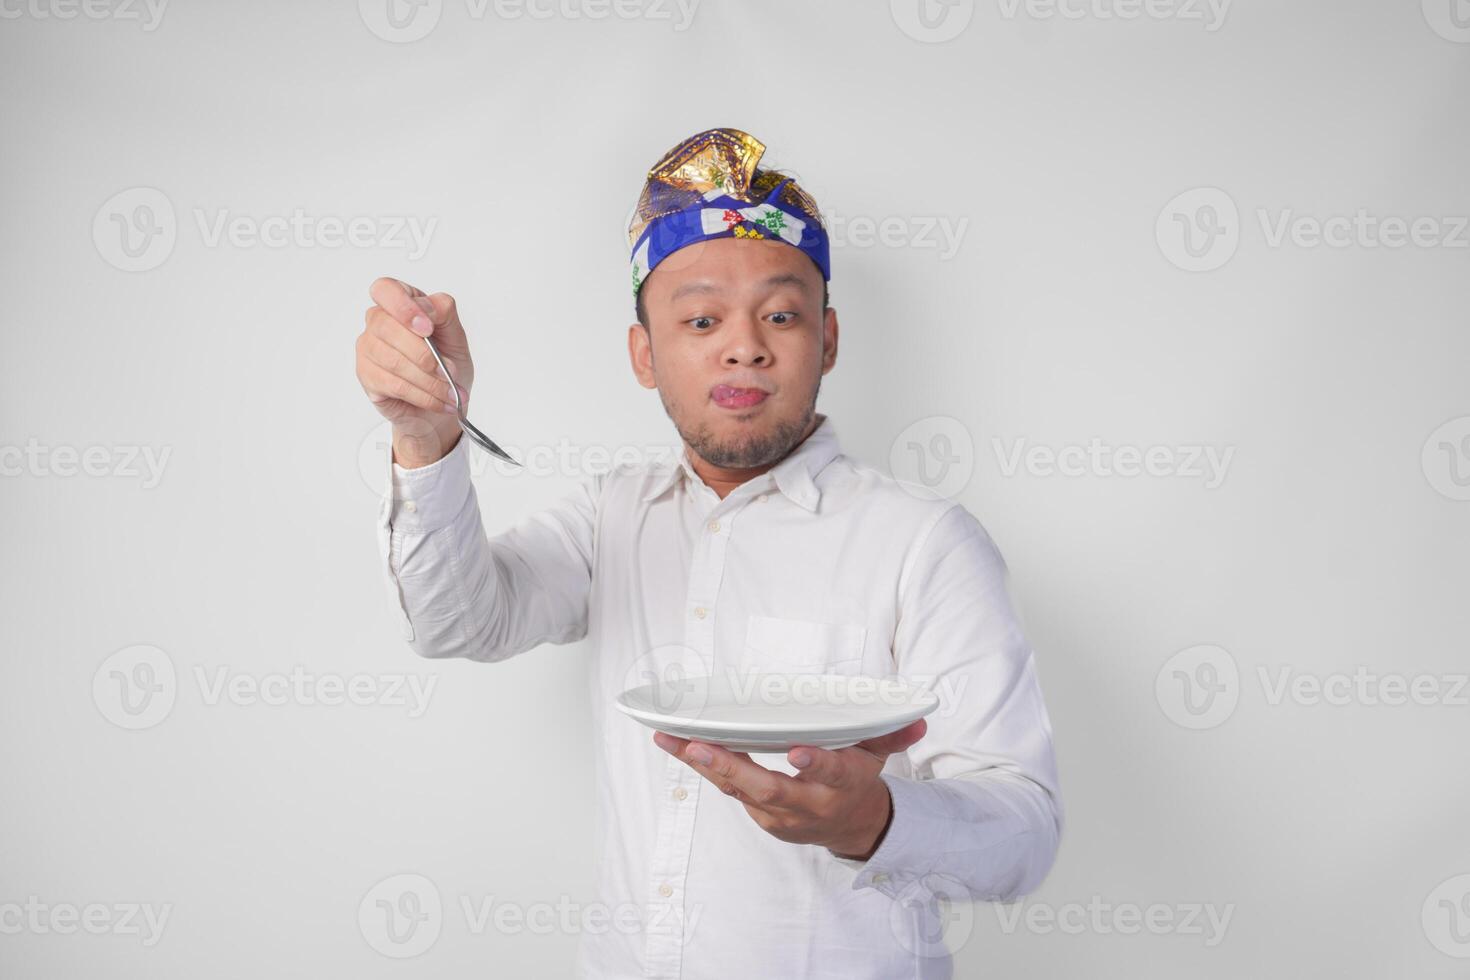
top-left (354, 127), bottom-right (1063, 978)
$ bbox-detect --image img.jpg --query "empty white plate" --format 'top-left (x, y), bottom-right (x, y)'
top-left (616, 671), bottom-right (939, 753)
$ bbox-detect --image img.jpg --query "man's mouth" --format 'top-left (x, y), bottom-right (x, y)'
top-left (711, 384), bottom-right (769, 409)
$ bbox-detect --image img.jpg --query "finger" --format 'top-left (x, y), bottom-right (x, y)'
top-left (361, 330), bottom-right (455, 405)
top-left (365, 307), bottom-right (467, 398)
top-left (786, 744), bottom-right (858, 789)
top-left (652, 732), bottom-right (754, 803)
top-left (687, 742), bottom-right (794, 809)
top-left (653, 731), bottom-right (749, 767)
top-left (366, 305), bottom-right (436, 365)
top-left (357, 356), bottom-right (456, 415)
top-left (852, 718), bottom-right (928, 759)
top-left (369, 276), bottom-right (438, 337)
top-left (652, 731), bottom-right (690, 758)
top-left (417, 290), bottom-right (467, 357)
top-left (364, 314), bottom-right (463, 405)
top-left (655, 735), bottom-right (795, 810)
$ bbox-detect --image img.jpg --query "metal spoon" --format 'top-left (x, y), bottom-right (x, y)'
top-left (423, 335), bottom-right (520, 467)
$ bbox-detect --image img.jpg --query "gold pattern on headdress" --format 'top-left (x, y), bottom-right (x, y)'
top-left (628, 127), bottom-right (824, 248)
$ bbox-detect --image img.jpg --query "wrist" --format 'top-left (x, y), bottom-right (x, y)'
top-left (392, 419), bottom-right (461, 469)
top-left (829, 783), bottom-right (894, 861)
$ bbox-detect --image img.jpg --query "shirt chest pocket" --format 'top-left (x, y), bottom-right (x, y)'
top-left (739, 614), bottom-right (867, 676)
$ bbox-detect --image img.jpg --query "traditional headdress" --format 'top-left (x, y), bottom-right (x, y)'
top-left (627, 127), bottom-right (830, 298)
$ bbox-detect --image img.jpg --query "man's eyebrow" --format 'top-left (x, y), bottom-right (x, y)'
top-left (760, 273), bottom-right (810, 293)
top-left (667, 273), bottom-right (812, 303)
top-left (669, 280), bottom-right (720, 302)
top-left (673, 279), bottom-right (729, 302)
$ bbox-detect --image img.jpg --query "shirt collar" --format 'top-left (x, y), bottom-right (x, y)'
top-left (641, 414), bottom-right (841, 513)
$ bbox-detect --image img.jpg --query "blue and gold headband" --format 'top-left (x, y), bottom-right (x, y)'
top-left (627, 128), bottom-right (830, 298)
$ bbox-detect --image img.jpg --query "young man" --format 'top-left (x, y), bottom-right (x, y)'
top-left (354, 127), bottom-right (1063, 978)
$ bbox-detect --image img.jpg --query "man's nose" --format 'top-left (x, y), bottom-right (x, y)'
top-left (721, 315), bottom-right (770, 365)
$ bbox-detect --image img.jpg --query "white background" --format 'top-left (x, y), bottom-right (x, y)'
top-left (2, 0), bottom-right (1468, 976)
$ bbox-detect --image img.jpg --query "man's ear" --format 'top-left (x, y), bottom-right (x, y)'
top-left (820, 306), bottom-right (839, 375)
top-left (628, 322), bottom-right (657, 389)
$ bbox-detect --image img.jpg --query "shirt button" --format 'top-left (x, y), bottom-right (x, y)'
top-left (708, 519), bottom-right (720, 533)
top-left (404, 501), bottom-right (417, 513)
top-left (673, 787), bottom-right (688, 801)
top-left (756, 494), bottom-right (767, 503)
top-left (873, 873), bottom-right (889, 884)
top-left (658, 883), bottom-right (673, 897)
top-left (693, 606), bottom-right (706, 619)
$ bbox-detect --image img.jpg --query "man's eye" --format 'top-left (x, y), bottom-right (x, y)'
top-left (768, 312), bottom-right (797, 325)
top-left (688, 316), bottom-right (715, 330)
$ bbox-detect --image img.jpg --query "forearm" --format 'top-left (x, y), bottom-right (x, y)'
top-left (378, 436), bottom-right (501, 660)
top-left (385, 480), bottom-right (508, 662)
top-left (376, 436), bottom-right (597, 662)
top-left (838, 767), bottom-right (1061, 902)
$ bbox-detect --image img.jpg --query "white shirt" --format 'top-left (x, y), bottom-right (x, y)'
top-left (376, 413), bottom-right (1063, 979)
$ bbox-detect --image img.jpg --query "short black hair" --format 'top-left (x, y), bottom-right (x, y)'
top-left (635, 275), bottom-right (829, 329)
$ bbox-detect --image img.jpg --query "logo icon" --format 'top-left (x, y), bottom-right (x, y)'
top-left (1423, 0), bottom-right (1470, 42)
top-left (890, 872), bottom-right (975, 957)
top-left (359, 0), bottom-right (443, 42)
top-left (890, 415), bottom-right (974, 500)
top-left (890, 0), bottom-right (975, 43)
top-left (1422, 416), bottom-right (1470, 501)
top-left (623, 644), bottom-right (710, 715)
top-left (1423, 874), bottom-right (1470, 957)
top-left (358, 873), bottom-right (443, 958)
top-left (361, 416), bottom-right (458, 500)
top-left (93, 187), bottom-right (176, 272)
top-left (93, 644), bottom-right (177, 730)
top-left (1156, 187), bottom-right (1239, 272)
top-left (360, 420), bottom-right (396, 497)
top-left (1155, 644), bottom-right (1239, 730)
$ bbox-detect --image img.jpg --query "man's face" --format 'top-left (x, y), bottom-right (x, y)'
top-left (628, 237), bottom-right (838, 471)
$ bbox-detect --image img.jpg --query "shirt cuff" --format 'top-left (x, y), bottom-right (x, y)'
top-left (830, 773), bottom-right (929, 897)
top-left (384, 432), bottom-right (473, 533)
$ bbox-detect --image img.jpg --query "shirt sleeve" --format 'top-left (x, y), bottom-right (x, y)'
top-left (375, 433), bottom-right (604, 662)
top-left (827, 502), bottom-right (1064, 905)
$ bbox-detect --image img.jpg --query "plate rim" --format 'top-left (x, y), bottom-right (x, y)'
top-left (613, 673), bottom-right (939, 734)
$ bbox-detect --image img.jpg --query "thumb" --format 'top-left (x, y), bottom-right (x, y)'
top-left (854, 718), bottom-right (927, 759)
top-left (420, 292), bottom-right (468, 354)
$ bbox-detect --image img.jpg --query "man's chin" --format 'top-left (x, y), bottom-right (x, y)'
top-left (684, 408), bottom-right (810, 470)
